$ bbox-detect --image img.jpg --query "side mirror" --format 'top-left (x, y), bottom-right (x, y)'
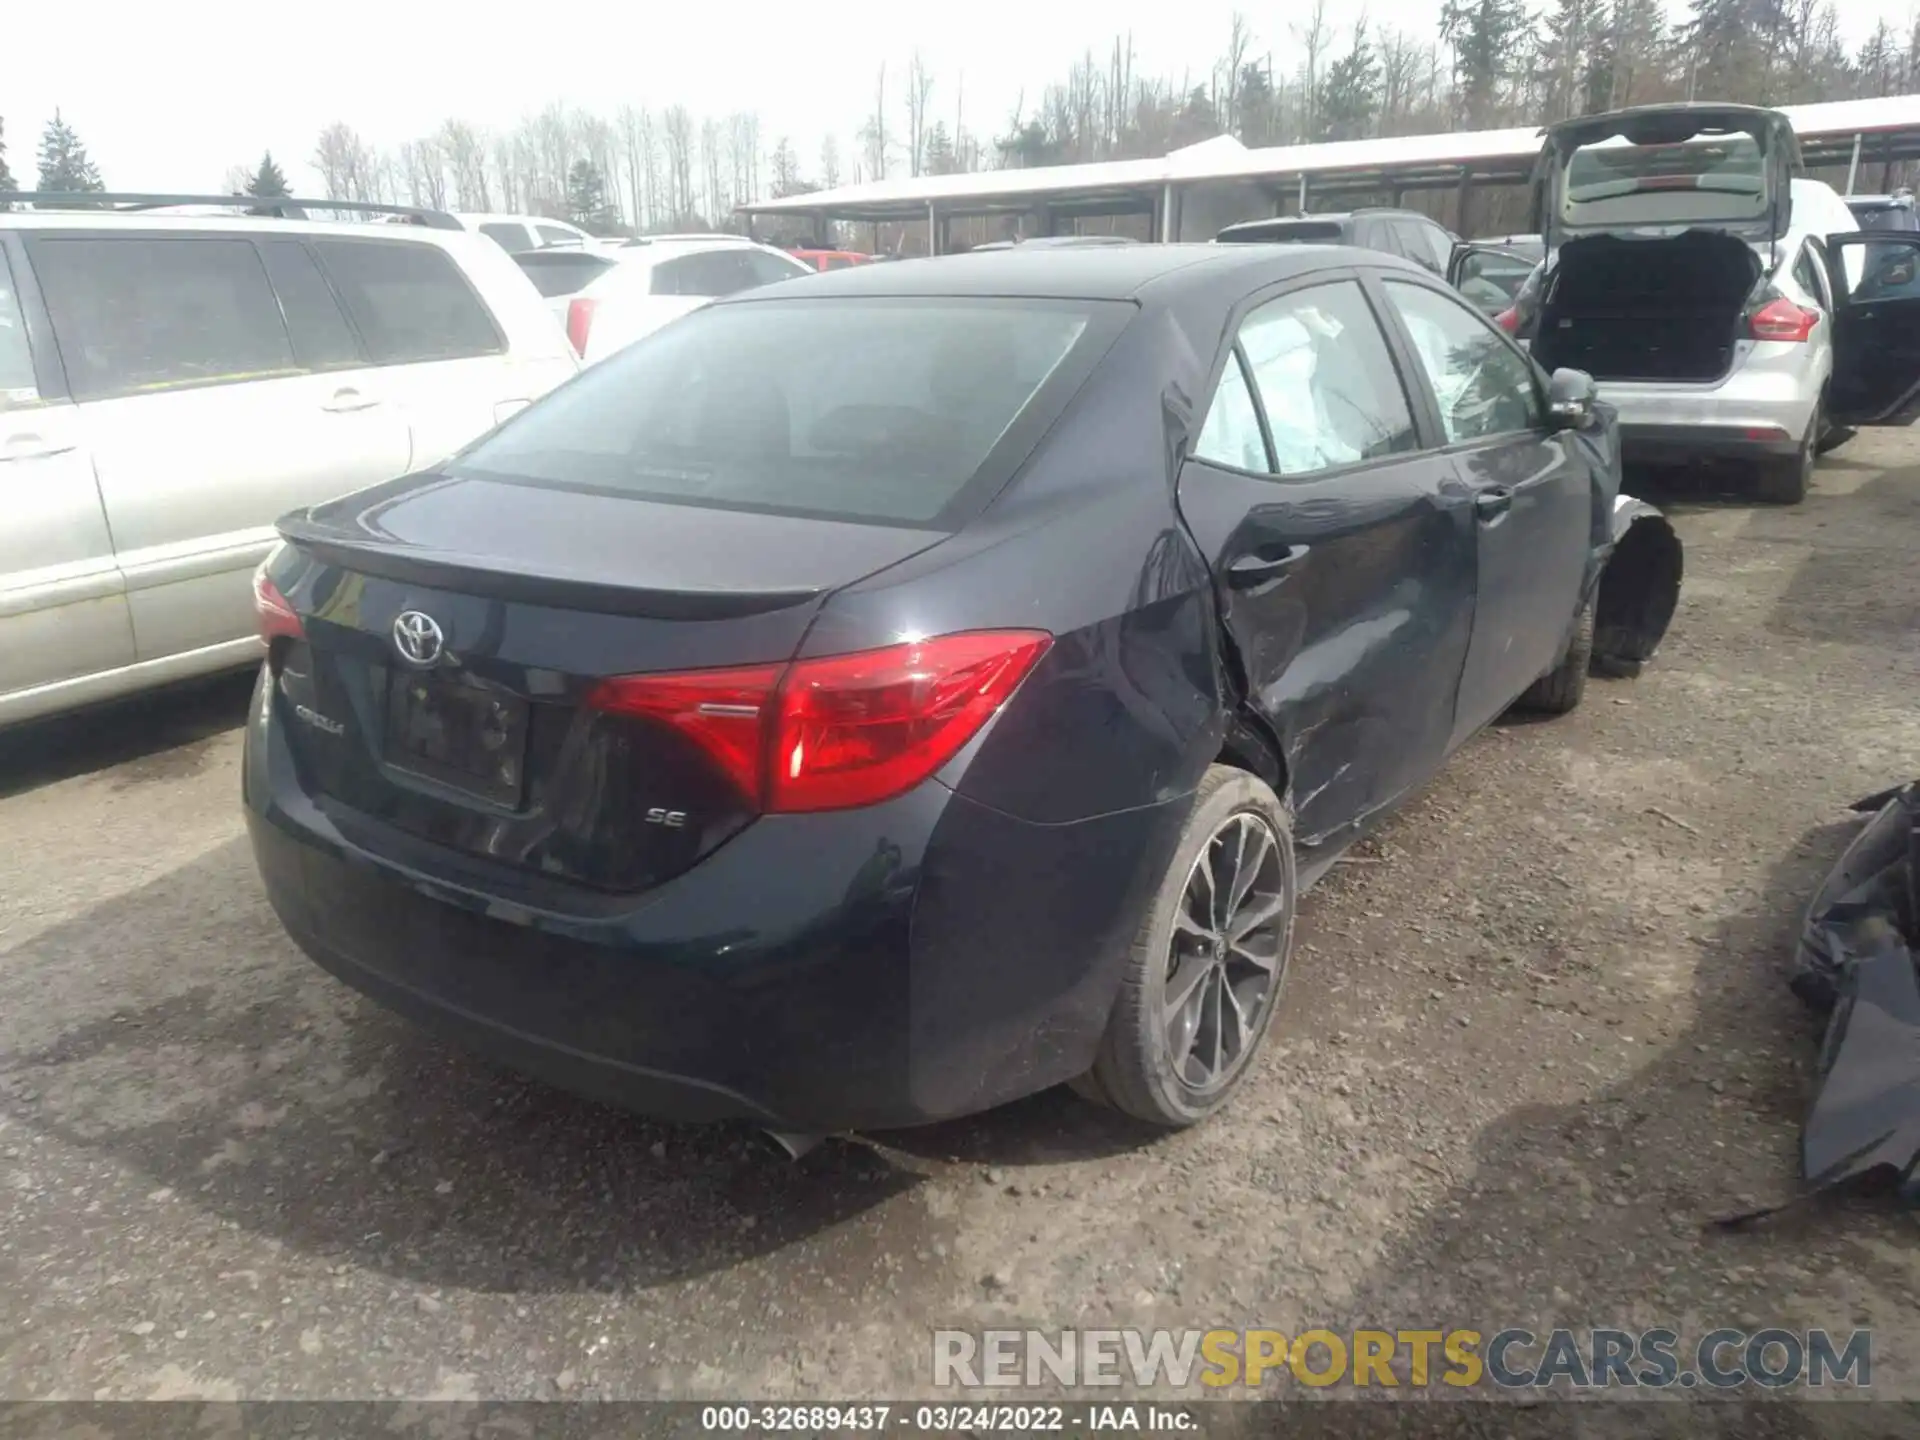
top-left (1546, 368), bottom-right (1598, 431)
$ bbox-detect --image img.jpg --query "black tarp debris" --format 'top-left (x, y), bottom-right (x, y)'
top-left (1790, 780), bottom-right (1920, 1198)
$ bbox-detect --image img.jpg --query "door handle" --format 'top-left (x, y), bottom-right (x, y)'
top-left (1474, 487), bottom-right (1514, 521)
top-left (322, 388), bottom-right (381, 413)
top-left (1227, 545), bottom-right (1309, 589)
top-left (0, 434), bottom-right (76, 463)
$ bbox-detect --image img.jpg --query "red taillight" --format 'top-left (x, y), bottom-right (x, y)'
top-left (566, 297), bottom-right (598, 356)
top-left (1494, 306), bottom-right (1520, 334)
top-left (585, 630), bottom-right (1053, 813)
top-left (1750, 297), bottom-right (1817, 343)
top-left (252, 569), bottom-right (304, 644)
top-left (586, 662), bottom-right (783, 804)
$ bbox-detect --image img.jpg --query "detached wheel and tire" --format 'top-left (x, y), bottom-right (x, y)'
top-left (1754, 402), bottom-right (1819, 506)
top-left (1517, 596), bottom-right (1594, 715)
top-left (1076, 765), bottom-right (1297, 1128)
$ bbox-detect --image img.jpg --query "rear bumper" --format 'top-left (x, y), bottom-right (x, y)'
top-left (245, 671), bottom-right (1184, 1131)
top-left (1619, 423), bottom-right (1801, 466)
top-left (1604, 368), bottom-right (1818, 466)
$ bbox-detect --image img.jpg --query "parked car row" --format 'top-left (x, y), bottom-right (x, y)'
top-left (11, 100), bottom-right (1919, 1148)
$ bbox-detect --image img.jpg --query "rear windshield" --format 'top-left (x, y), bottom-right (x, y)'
top-left (1564, 133), bottom-right (1768, 229)
top-left (1220, 221), bottom-right (1345, 244)
top-left (451, 296), bottom-right (1128, 528)
top-left (515, 252), bottom-right (616, 297)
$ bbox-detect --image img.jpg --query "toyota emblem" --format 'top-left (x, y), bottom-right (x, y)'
top-left (392, 610), bottom-right (445, 667)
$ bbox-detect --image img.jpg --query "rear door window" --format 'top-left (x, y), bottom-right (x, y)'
top-left (0, 250), bottom-right (39, 406)
top-left (258, 239), bottom-right (363, 371)
top-left (1193, 350), bottom-right (1269, 472)
top-left (28, 235), bottom-right (297, 401)
top-left (312, 238), bottom-right (505, 366)
top-left (536, 224), bottom-right (584, 248)
top-left (450, 296), bottom-right (1129, 528)
top-left (1235, 279), bottom-right (1420, 475)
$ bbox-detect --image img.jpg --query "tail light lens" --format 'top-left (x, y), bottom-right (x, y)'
top-left (1750, 297), bottom-right (1818, 343)
top-left (586, 630), bottom-right (1053, 813)
top-left (1494, 306), bottom-right (1520, 334)
top-left (566, 297), bottom-right (598, 356)
top-left (252, 567), bottom-right (304, 645)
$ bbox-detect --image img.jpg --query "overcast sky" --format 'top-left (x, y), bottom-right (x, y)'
top-left (3, 0), bottom-right (1901, 199)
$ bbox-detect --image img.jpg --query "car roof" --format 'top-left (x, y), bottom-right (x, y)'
top-left (714, 242), bottom-right (1420, 304)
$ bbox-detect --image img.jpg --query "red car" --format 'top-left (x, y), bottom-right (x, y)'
top-left (787, 248), bottom-right (877, 271)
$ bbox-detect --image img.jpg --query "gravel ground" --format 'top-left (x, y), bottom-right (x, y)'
top-left (3, 432), bottom-right (1920, 1407)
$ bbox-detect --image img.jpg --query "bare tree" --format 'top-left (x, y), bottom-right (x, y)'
top-left (859, 62), bottom-right (890, 181)
top-left (725, 112), bottom-right (761, 209)
top-left (907, 52), bottom-right (935, 176)
top-left (222, 164), bottom-right (252, 195)
top-left (700, 117), bottom-right (728, 222)
top-left (436, 120), bottom-right (490, 210)
top-left (819, 134), bottom-right (842, 190)
top-left (662, 106), bottom-right (695, 221)
top-left (1293, 0), bottom-right (1331, 142)
top-left (616, 105), bottom-right (653, 230)
top-left (313, 122), bottom-right (374, 201)
top-left (489, 132), bottom-right (519, 212)
top-left (399, 139), bottom-right (447, 208)
top-left (1221, 12), bottom-right (1254, 137)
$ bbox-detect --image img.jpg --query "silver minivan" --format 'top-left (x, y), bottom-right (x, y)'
top-left (0, 197), bottom-right (579, 727)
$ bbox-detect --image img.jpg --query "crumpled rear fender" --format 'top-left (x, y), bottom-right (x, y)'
top-left (1591, 497), bottom-right (1683, 677)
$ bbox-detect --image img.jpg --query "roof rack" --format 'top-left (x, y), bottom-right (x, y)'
top-left (0, 193), bottom-right (463, 230)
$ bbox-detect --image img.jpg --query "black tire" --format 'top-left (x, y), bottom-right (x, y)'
top-left (1755, 403), bottom-right (1817, 505)
top-left (1517, 596), bottom-right (1593, 715)
top-left (1075, 765), bottom-right (1297, 1128)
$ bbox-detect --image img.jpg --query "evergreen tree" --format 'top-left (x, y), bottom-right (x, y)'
top-left (1169, 86), bottom-right (1223, 149)
top-left (36, 110), bottom-right (103, 195)
top-left (1319, 24), bottom-right (1383, 139)
top-left (923, 122), bottom-right (960, 176)
top-left (247, 151), bottom-right (291, 199)
top-left (0, 119), bottom-right (14, 210)
top-left (1439, 0), bottom-right (1529, 127)
top-left (1236, 62), bottom-right (1276, 145)
top-left (564, 158), bottom-right (615, 231)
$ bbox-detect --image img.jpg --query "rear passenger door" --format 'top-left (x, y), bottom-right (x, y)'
top-left (25, 231), bottom-right (412, 664)
top-left (1823, 234), bottom-right (1920, 426)
top-left (1375, 276), bottom-right (1591, 741)
top-left (0, 239), bottom-right (136, 710)
top-left (312, 236), bottom-right (512, 468)
top-left (1174, 276), bottom-right (1478, 846)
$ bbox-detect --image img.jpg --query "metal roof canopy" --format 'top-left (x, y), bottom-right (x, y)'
top-left (740, 94), bottom-right (1920, 225)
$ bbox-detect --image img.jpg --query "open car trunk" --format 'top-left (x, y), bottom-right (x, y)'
top-left (1531, 230), bottom-right (1762, 384)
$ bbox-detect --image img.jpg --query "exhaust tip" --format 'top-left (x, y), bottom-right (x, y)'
top-left (762, 1129), bottom-right (826, 1161)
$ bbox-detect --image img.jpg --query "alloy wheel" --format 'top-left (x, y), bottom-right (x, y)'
top-left (1161, 811), bottom-right (1290, 1093)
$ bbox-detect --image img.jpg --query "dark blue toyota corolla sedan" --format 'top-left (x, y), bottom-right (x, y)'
top-left (245, 244), bottom-right (1682, 1134)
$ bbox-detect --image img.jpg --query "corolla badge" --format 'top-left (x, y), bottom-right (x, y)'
top-left (392, 610), bottom-right (445, 666)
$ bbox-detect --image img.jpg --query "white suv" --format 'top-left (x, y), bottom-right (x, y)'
top-left (565, 236), bottom-right (812, 364)
top-left (0, 196), bottom-right (579, 727)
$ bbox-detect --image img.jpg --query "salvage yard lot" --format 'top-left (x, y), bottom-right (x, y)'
top-left (4, 433), bottom-right (1920, 1404)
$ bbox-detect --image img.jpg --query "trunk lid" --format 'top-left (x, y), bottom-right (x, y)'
top-left (1533, 103), bottom-right (1800, 254)
top-left (269, 471), bottom-right (949, 895)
